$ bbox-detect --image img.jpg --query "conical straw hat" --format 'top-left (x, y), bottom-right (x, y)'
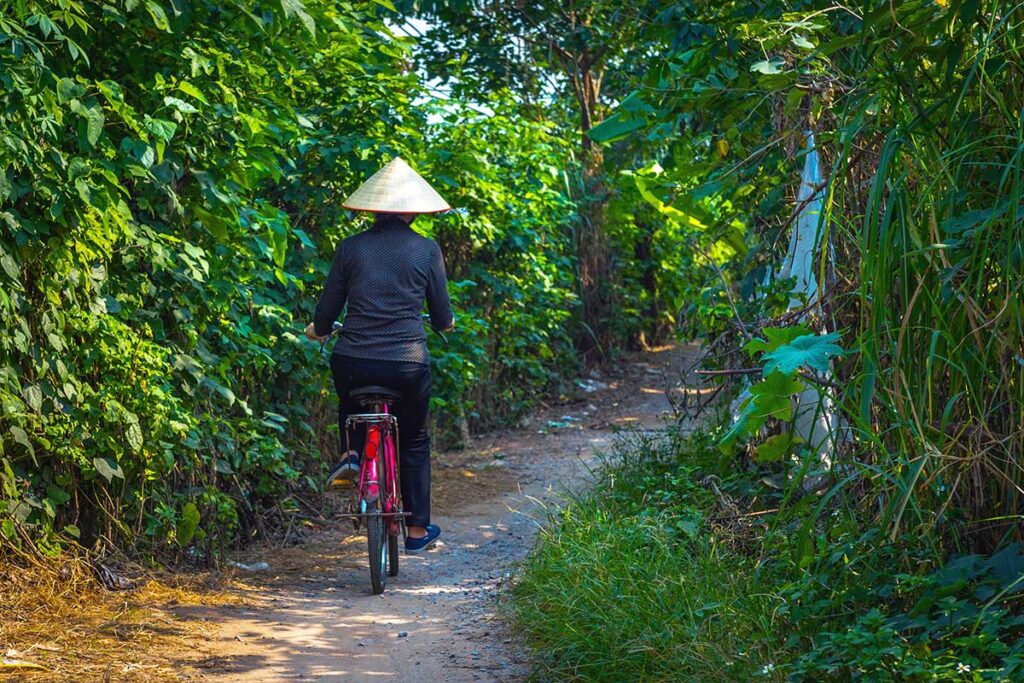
top-left (342, 157), bottom-right (451, 214)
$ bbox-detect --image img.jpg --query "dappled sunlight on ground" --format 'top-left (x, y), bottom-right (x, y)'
top-left (166, 346), bottom-right (695, 681)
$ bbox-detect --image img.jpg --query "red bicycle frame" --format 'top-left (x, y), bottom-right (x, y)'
top-left (347, 404), bottom-right (403, 536)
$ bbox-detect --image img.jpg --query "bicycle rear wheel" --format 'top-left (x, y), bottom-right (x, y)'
top-left (367, 503), bottom-right (387, 594)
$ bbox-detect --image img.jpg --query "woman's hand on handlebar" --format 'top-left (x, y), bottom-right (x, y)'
top-left (304, 322), bottom-right (325, 341)
top-left (309, 321), bottom-right (344, 352)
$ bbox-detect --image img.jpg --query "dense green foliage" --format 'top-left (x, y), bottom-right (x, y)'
top-left (4, 0), bottom-right (1024, 675)
top-left (405, 0), bottom-right (718, 355)
top-left (0, 0), bottom-right (584, 555)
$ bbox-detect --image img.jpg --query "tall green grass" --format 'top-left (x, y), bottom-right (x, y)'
top-left (508, 433), bottom-right (789, 682)
top-left (822, 2), bottom-right (1024, 550)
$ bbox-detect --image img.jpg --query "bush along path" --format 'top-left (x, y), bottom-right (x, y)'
top-left (111, 344), bottom-right (686, 682)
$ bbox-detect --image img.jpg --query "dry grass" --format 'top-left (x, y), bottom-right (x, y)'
top-left (1, 551), bottom-right (253, 682)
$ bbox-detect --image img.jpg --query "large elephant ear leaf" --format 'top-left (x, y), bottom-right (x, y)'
top-left (763, 332), bottom-right (845, 375)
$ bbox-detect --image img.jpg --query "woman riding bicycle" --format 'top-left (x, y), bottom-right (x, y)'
top-left (304, 157), bottom-right (454, 553)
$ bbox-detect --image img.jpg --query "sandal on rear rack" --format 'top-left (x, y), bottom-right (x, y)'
top-left (405, 525), bottom-right (441, 553)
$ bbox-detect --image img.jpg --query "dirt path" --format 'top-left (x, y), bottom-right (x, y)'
top-left (168, 345), bottom-right (694, 682)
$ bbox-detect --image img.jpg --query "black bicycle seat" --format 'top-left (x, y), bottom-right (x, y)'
top-left (349, 386), bottom-right (403, 403)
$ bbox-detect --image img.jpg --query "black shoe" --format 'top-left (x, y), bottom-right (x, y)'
top-left (327, 452), bottom-right (360, 487)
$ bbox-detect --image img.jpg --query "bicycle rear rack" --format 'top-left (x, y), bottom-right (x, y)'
top-left (346, 413), bottom-right (398, 426)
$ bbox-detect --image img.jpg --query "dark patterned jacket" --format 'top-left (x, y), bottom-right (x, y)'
top-left (313, 214), bottom-right (453, 364)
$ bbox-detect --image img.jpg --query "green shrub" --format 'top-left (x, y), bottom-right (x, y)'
top-left (787, 539), bottom-right (1024, 681)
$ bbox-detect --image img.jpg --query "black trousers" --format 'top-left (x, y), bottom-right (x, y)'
top-left (330, 354), bottom-right (432, 528)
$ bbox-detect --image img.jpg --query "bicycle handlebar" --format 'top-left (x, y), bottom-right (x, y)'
top-left (319, 321), bottom-right (344, 353)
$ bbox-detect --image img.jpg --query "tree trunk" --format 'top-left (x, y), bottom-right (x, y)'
top-left (573, 55), bottom-right (611, 363)
top-left (576, 144), bottom-right (609, 361)
top-left (633, 215), bottom-right (658, 349)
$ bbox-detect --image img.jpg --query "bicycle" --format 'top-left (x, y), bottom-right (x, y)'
top-left (318, 317), bottom-right (446, 594)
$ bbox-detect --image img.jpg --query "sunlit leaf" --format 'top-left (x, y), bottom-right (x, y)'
top-left (93, 457), bottom-right (125, 482)
top-left (145, 0), bottom-right (171, 31)
top-left (23, 385), bottom-right (42, 413)
top-left (163, 96), bottom-right (197, 113)
top-left (281, 0), bottom-right (316, 36)
top-left (744, 325), bottom-right (811, 356)
top-left (177, 81), bottom-right (208, 104)
top-left (144, 117), bottom-right (177, 141)
top-left (588, 112), bottom-right (647, 144)
top-left (749, 371), bottom-right (805, 421)
top-left (762, 333), bottom-right (845, 375)
top-left (751, 57), bottom-right (785, 74)
top-left (792, 35), bottom-right (815, 50)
